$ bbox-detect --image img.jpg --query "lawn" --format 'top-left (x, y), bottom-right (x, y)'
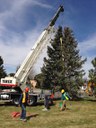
top-left (0, 98), bottom-right (96, 128)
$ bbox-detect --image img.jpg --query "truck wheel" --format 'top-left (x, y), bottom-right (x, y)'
top-left (27, 96), bottom-right (37, 106)
top-left (13, 98), bottom-right (19, 106)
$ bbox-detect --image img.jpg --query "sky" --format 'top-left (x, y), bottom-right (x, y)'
top-left (0, 0), bottom-right (96, 78)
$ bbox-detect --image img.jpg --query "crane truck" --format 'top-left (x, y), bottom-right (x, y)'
top-left (0, 5), bottom-right (64, 106)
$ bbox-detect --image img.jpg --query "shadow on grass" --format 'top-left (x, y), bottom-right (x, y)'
top-left (26, 113), bottom-right (39, 120)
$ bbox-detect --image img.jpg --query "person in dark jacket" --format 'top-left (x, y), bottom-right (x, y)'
top-left (19, 87), bottom-right (29, 122)
top-left (42, 95), bottom-right (50, 111)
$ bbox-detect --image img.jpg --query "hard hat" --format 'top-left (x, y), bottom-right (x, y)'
top-left (25, 87), bottom-right (29, 92)
top-left (61, 89), bottom-right (65, 93)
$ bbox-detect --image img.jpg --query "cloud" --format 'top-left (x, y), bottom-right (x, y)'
top-left (0, 0), bottom-right (53, 73)
top-left (82, 57), bottom-right (94, 78)
top-left (0, 0), bottom-right (52, 35)
top-left (78, 34), bottom-right (96, 54)
top-left (0, 27), bottom-right (42, 72)
top-left (78, 34), bottom-right (96, 78)
top-left (29, 0), bottom-right (52, 9)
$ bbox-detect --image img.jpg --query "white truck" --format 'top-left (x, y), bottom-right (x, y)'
top-left (0, 5), bottom-right (64, 106)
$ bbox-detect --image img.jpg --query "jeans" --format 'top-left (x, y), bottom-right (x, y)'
top-left (20, 104), bottom-right (26, 119)
top-left (44, 95), bottom-right (49, 109)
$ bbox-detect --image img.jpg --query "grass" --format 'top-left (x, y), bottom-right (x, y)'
top-left (0, 98), bottom-right (96, 128)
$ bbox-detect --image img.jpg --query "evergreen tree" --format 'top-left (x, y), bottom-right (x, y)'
top-left (61, 27), bottom-right (86, 92)
top-left (0, 56), bottom-right (7, 79)
top-left (89, 57), bottom-right (96, 83)
top-left (41, 26), bottom-right (86, 96)
top-left (41, 26), bottom-right (63, 89)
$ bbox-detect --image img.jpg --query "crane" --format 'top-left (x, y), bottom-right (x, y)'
top-left (0, 5), bottom-right (64, 105)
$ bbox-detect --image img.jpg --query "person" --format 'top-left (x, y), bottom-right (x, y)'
top-left (19, 87), bottom-right (29, 122)
top-left (60, 89), bottom-right (71, 111)
top-left (42, 95), bottom-right (50, 111)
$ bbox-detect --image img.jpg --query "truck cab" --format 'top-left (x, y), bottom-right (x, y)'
top-left (0, 77), bottom-right (17, 87)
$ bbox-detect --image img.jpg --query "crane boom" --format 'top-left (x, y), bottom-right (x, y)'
top-left (14, 28), bottom-right (54, 84)
top-left (48, 5), bottom-right (64, 27)
top-left (0, 5), bottom-right (64, 88)
top-left (15, 5), bottom-right (64, 84)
